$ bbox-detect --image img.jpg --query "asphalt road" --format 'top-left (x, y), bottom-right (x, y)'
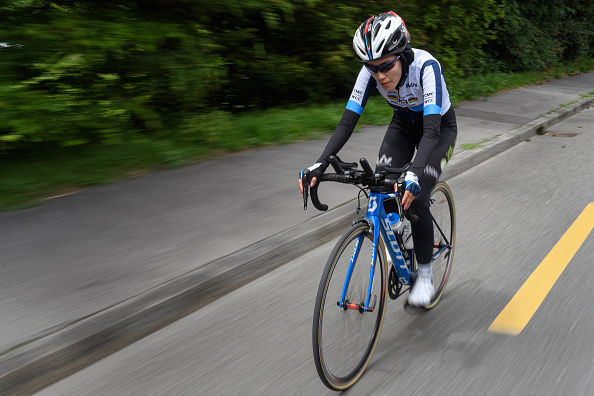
top-left (35, 108), bottom-right (594, 394)
top-left (2, 72), bottom-right (594, 396)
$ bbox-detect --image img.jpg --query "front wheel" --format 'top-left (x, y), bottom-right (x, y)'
top-left (312, 222), bottom-right (387, 390)
top-left (425, 181), bottom-right (456, 309)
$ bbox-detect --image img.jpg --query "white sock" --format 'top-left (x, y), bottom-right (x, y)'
top-left (417, 263), bottom-right (432, 279)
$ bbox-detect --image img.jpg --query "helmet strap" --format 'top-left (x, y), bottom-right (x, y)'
top-left (396, 44), bottom-right (415, 89)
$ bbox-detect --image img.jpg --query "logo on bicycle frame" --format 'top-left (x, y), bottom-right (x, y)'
top-left (381, 217), bottom-right (410, 284)
top-left (367, 196), bottom-right (378, 213)
top-left (381, 218), bottom-right (400, 253)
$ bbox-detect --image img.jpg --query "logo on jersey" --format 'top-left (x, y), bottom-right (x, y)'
top-left (424, 164), bottom-right (439, 179)
top-left (407, 97), bottom-right (419, 104)
top-left (387, 93), bottom-right (399, 100)
top-left (351, 88), bottom-right (364, 102)
top-left (377, 154), bottom-right (392, 167)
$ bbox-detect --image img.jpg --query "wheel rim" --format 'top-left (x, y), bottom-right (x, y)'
top-left (427, 183), bottom-right (455, 308)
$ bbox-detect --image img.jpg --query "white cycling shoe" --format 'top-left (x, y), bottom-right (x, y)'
top-left (408, 276), bottom-right (434, 307)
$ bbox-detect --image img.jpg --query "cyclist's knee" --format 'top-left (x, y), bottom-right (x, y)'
top-left (410, 195), bottom-right (430, 215)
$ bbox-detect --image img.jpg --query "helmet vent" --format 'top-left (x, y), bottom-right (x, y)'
top-left (373, 24), bottom-right (381, 36)
top-left (393, 30), bottom-right (401, 42)
top-left (385, 20), bottom-right (391, 29)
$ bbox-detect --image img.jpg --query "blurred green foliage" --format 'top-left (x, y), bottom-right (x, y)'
top-left (0, 0), bottom-right (593, 153)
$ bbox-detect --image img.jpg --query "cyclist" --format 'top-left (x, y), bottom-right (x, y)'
top-left (298, 11), bottom-right (457, 307)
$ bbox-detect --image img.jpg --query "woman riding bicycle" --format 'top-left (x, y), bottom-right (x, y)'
top-left (298, 11), bottom-right (457, 307)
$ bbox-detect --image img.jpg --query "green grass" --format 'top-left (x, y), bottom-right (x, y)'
top-left (0, 142), bottom-right (211, 210)
top-left (449, 57), bottom-right (594, 103)
top-left (461, 142), bottom-right (485, 150)
top-left (2, 57), bottom-right (594, 211)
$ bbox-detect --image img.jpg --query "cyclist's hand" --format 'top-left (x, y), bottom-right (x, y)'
top-left (298, 163), bottom-right (322, 197)
top-left (298, 175), bottom-right (318, 197)
top-left (402, 171), bottom-right (420, 210)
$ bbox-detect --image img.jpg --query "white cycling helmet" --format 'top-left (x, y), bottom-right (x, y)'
top-left (353, 12), bottom-right (410, 62)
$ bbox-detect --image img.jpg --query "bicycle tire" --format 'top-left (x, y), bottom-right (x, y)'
top-left (425, 181), bottom-right (456, 309)
top-left (312, 222), bottom-right (387, 390)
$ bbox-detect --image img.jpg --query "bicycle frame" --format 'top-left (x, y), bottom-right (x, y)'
top-left (339, 190), bottom-right (411, 312)
top-left (339, 189), bottom-right (453, 312)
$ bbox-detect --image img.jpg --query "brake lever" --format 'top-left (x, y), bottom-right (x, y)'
top-left (302, 169), bottom-right (310, 210)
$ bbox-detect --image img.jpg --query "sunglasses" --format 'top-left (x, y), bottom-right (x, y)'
top-left (365, 56), bottom-right (401, 74)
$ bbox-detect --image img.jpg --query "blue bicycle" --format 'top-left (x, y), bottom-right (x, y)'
top-left (303, 156), bottom-right (455, 391)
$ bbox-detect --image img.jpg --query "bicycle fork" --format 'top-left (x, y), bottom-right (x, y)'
top-left (338, 234), bottom-right (377, 313)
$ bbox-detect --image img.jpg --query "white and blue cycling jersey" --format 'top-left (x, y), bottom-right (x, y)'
top-left (314, 48), bottom-right (456, 179)
top-left (346, 49), bottom-right (451, 120)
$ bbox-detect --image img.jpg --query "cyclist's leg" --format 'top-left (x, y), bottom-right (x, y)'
top-left (410, 107), bottom-right (457, 265)
top-left (409, 108), bottom-right (457, 306)
top-left (376, 116), bottom-right (417, 299)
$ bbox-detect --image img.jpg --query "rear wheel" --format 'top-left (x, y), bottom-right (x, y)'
top-left (425, 182), bottom-right (455, 309)
top-left (312, 223), bottom-right (387, 390)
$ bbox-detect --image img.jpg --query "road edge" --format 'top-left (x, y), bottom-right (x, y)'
top-left (442, 97), bottom-right (594, 180)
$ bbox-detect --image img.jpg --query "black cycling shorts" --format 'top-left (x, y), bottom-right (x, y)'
top-left (375, 107), bottom-right (457, 264)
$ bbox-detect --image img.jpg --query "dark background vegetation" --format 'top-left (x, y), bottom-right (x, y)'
top-left (1, 0), bottom-right (593, 152)
top-left (0, 1), bottom-right (593, 209)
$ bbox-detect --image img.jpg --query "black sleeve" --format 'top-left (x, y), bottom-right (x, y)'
top-left (315, 108), bottom-right (361, 172)
top-left (410, 113), bottom-right (441, 176)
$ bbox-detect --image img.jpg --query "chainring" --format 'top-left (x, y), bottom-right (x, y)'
top-left (388, 266), bottom-right (402, 300)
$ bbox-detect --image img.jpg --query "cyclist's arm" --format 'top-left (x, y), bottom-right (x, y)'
top-left (299, 107), bottom-right (359, 194)
top-left (314, 68), bottom-right (376, 172)
top-left (316, 109), bottom-right (359, 165)
top-left (410, 60), bottom-right (444, 177)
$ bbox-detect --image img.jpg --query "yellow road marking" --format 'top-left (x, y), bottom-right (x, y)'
top-left (489, 203), bottom-right (594, 335)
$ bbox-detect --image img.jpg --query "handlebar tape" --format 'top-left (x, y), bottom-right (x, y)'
top-left (405, 209), bottom-right (419, 223)
top-left (311, 174), bottom-right (351, 211)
